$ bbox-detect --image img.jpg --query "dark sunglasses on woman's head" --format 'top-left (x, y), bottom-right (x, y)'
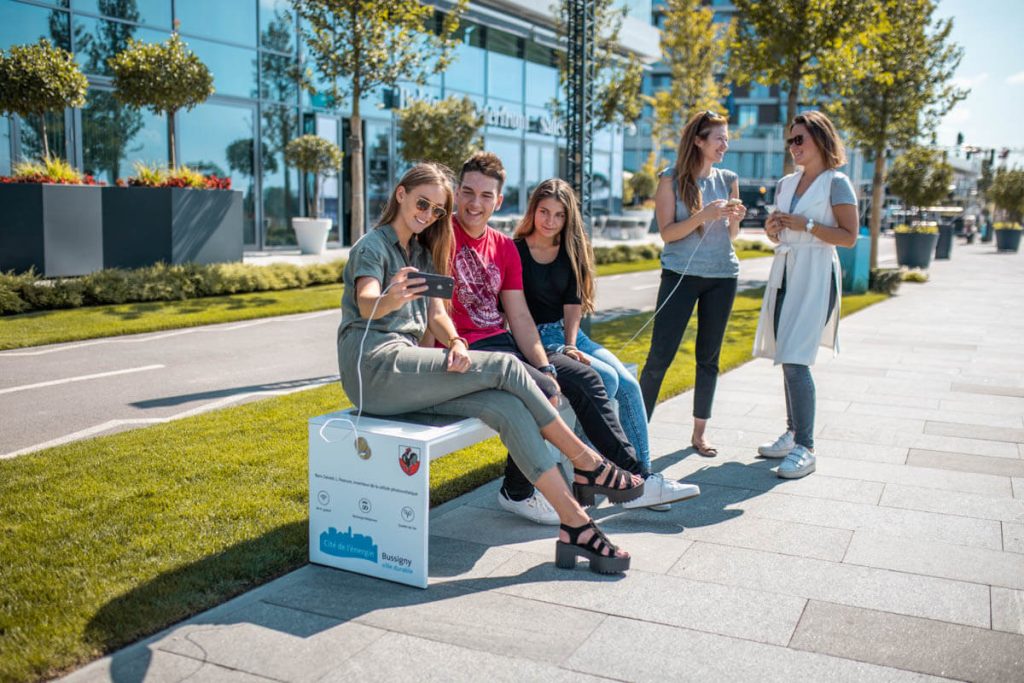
top-left (414, 196), bottom-right (447, 220)
top-left (786, 134), bottom-right (805, 147)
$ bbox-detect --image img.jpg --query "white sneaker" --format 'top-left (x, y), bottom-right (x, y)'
top-left (758, 431), bottom-right (795, 459)
top-left (497, 489), bottom-right (559, 525)
top-left (777, 445), bottom-right (816, 479)
top-left (622, 473), bottom-right (700, 510)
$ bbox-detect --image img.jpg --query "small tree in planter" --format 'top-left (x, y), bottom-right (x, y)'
top-left (108, 34), bottom-right (213, 168)
top-left (988, 167), bottom-right (1024, 252)
top-left (888, 147), bottom-right (952, 268)
top-left (0, 39), bottom-right (89, 160)
top-left (397, 96), bottom-right (482, 173)
top-left (285, 134), bottom-right (343, 254)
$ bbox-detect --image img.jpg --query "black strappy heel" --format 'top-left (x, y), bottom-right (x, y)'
top-left (555, 519), bottom-right (630, 574)
top-left (572, 459), bottom-right (644, 506)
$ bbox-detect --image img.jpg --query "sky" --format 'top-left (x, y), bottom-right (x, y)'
top-left (934, 0), bottom-right (1024, 163)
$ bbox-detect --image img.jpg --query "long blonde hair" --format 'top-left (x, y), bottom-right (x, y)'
top-left (674, 109), bottom-right (729, 235)
top-left (375, 162), bottom-right (454, 276)
top-left (513, 178), bottom-right (595, 314)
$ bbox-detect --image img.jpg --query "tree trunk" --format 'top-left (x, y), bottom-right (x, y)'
top-left (782, 71), bottom-right (800, 176)
top-left (349, 92), bottom-right (365, 244)
top-left (168, 111), bottom-right (176, 169)
top-left (40, 113), bottom-right (50, 159)
top-left (869, 143), bottom-right (886, 271)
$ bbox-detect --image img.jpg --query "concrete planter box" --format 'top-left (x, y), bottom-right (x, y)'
top-left (995, 227), bottom-right (1022, 253)
top-left (0, 184), bottom-right (104, 277)
top-left (102, 187), bottom-right (243, 269)
top-left (836, 234), bottom-right (870, 294)
top-left (895, 232), bottom-right (939, 270)
top-left (934, 223), bottom-right (954, 260)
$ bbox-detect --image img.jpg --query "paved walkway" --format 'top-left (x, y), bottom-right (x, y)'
top-left (65, 241), bottom-right (1024, 682)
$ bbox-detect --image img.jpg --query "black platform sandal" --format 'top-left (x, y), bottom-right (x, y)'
top-left (572, 459), bottom-right (645, 506)
top-left (555, 519), bottom-right (630, 574)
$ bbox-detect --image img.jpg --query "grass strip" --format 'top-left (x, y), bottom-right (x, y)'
top-left (2, 252), bottom-right (772, 351)
top-left (0, 285), bottom-right (344, 350)
top-left (0, 288), bottom-right (886, 681)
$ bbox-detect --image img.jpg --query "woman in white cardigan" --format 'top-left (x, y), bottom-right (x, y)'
top-left (753, 111), bottom-right (859, 479)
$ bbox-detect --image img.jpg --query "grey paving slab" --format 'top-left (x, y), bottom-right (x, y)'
top-left (669, 542), bottom-right (991, 628)
top-left (813, 438), bottom-right (910, 464)
top-left (670, 514), bottom-right (853, 562)
top-left (61, 649), bottom-right (277, 683)
top-left (941, 397), bottom-right (1024, 416)
top-left (789, 600), bottom-right (1024, 683)
top-left (953, 382), bottom-right (1024, 398)
top-left (489, 551), bottom-right (807, 646)
top-left (263, 566), bottom-right (606, 665)
top-left (908, 449), bottom-right (1024, 478)
top-left (1005, 521), bottom-right (1024, 554)
top-left (318, 631), bottom-right (613, 683)
top-left (925, 419), bottom-right (1024, 446)
top-left (432, 504), bottom-right (696, 574)
top-left (151, 600), bottom-right (385, 682)
top-left (741, 488), bottom-right (1004, 549)
top-left (879, 483), bottom-right (1024, 523)
top-left (566, 615), bottom-right (944, 683)
top-left (844, 530), bottom-right (1024, 589)
top-left (843, 402), bottom-right (1024, 429)
top-left (908, 433), bottom-right (1022, 458)
top-left (1015, 477), bottom-right (1024, 500)
top-left (818, 456), bottom-right (1014, 498)
top-left (992, 587), bottom-right (1024, 636)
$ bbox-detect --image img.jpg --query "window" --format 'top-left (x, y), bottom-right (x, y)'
top-left (524, 142), bottom-right (555, 197)
top-left (73, 0), bottom-right (171, 28)
top-left (261, 104), bottom-right (299, 246)
top-left (81, 89), bottom-right (167, 183)
top-left (178, 102), bottom-right (257, 244)
top-left (488, 53), bottom-right (523, 102)
top-left (0, 2), bottom-right (70, 51)
top-left (186, 37), bottom-right (258, 99)
top-left (485, 135), bottom-right (521, 214)
top-left (17, 112), bottom-right (65, 162)
top-left (737, 105), bottom-right (758, 129)
top-left (260, 52), bottom-right (299, 104)
top-left (259, 0), bottom-right (293, 53)
top-left (525, 61), bottom-right (557, 107)
top-left (176, 0), bottom-right (256, 47)
top-left (72, 16), bottom-right (168, 77)
top-left (1, 116), bottom-right (11, 175)
top-left (445, 42), bottom-right (485, 95)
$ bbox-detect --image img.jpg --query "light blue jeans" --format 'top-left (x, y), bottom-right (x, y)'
top-left (537, 320), bottom-right (651, 471)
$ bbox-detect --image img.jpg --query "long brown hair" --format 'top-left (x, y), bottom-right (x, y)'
top-left (375, 162), bottom-right (454, 276)
top-left (513, 178), bottom-right (595, 314)
top-left (791, 111), bottom-right (846, 169)
top-left (674, 109), bottom-right (729, 235)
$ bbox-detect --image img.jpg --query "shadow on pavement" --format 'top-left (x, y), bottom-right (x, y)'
top-left (130, 375), bottom-right (339, 408)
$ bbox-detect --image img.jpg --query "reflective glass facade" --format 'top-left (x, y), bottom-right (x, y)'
top-left (0, 0), bottom-right (625, 248)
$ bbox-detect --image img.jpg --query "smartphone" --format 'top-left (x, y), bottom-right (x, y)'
top-left (415, 272), bottom-right (455, 299)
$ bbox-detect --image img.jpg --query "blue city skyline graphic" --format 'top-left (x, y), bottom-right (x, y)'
top-left (320, 526), bottom-right (378, 563)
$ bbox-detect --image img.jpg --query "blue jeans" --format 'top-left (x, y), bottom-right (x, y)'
top-left (538, 320), bottom-right (651, 472)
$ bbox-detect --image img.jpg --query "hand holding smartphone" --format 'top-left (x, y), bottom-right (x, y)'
top-left (416, 272), bottom-right (455, 299)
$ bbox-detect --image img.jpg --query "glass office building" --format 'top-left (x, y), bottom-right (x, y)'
top-left (0, 0), bottom-right (629, 248)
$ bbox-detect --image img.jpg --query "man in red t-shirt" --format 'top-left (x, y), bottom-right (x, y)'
top-left (449, 152), bottom-right (700, 524)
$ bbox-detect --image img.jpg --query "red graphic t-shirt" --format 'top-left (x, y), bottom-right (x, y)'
top-left (450, 217), bottom-right (524, 345)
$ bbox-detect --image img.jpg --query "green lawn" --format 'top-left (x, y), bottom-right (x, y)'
top-left (0, 287), bottom-right (886, 682)
top-left (0, 285), bottom-right (344, 350)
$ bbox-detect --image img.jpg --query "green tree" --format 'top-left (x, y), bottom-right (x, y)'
top-left (292, 0), bottom-right (467, 243)
top-left (887, 146), bottom-right (953, 224)
top-left (729, 0), bottom-right (867, 174)
top-left (108, 33), bottom-right (214, 168)
top-left (988, 167), bottom-right (1024, 223)
top-left (555, 0), bottom-right (646, 129)
top-left (651, 0), bottom-right (731, 159)
top-left (827, 0), bottom-right (965, 268)
top-left (627, 153), bottom-right (658, 205)
top-left (285, 134), bottom-right (343, 218)
top-left (0, 39), bottom-right (88, 159)
top-left (397, 96), bottom-right (483, 173)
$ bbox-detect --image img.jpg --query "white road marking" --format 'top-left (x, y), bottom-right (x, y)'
top-left (0, 364), bottom-right (165, 396)
top-left (0, 375), bottom-right (339, 459)
top-left (0, 309), bottom-right (338, 358)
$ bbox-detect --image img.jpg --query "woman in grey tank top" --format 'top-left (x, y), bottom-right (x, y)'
top-left (638, 110), bottom-right (745, 457)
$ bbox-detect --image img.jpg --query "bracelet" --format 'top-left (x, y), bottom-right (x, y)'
top-left (448, 336), bottom-right (469, 349)
top-left (538, 363), bottom-right (558, 378)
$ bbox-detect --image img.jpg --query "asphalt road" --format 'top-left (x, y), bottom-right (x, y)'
top-left (1, 237), bottom-right (895, 458)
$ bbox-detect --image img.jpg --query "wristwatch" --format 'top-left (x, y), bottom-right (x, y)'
top-left (538, 363), bottom-right (558, 378)
top-left (806, 218), bottom-right (816, 235)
